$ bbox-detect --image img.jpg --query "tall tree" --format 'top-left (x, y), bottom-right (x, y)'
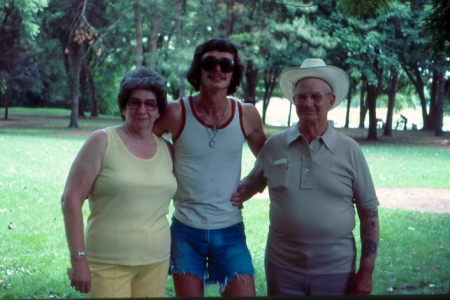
top-left (0, 3), bottom-right (22, 120)
top-left (45, 0), bottom-right (89, 128)
top-left (383, 67), bottom-right (398, 136)
top-left (422, 0), bottom-right (450, 136)
top-left (133, 0), bottom-right (143, 67)
top-left (174, 0), bottom-right (185, 97)
top-left (0, 0), bottom-right (49, 120)
top-left (394, 0), bottom-right (441, 131)
top-left (148, 2), bottom-right (162, 70)
top-left (422, 0), bottom-right (450, 61)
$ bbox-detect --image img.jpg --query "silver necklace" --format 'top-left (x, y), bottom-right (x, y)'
top-left (198, 99), bottom-right (228, 147)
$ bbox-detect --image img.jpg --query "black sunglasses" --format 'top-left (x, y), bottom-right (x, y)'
top-left (200, 56), bottom-right (235, 73)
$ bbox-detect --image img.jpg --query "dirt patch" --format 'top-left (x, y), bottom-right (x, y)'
top-left (375, 188), bottom-right (450, 214)
top-left (254, 188), bottom-right (450, 214)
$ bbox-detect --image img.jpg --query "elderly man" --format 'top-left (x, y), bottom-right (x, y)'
top-left (231, 58), bottom-right (380, 296)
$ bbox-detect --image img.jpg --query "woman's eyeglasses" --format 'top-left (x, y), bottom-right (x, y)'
top-left (201, 56), bottom-right (235, 73)
top-left (128, 100), bottom-right (158, 111)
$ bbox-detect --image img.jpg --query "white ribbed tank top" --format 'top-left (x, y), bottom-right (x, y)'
top-left (172, 96), bottom-right (246, 229)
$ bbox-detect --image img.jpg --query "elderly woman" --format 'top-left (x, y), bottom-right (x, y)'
top-left (61, 67), bottom-right (177, 298)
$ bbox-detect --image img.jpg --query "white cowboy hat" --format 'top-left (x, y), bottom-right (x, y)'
top-left (278, 58), bottom-right (350, 110)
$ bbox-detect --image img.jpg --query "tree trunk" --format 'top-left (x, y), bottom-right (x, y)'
top-left (68, 41), bottom-right (82, 128)
top-left (435, 73), bottom-right (445, 136)
top-left (4, 52), bottom-right (14, 121)
top-left (366, 84), bottom-right (378, 141)
top-left (175, 0), bottom-right (185, 97)
top-left (148, 5), bottom-right (162, 70)
top-left (78, 59), bottom-right (87, 118)
top-left (4, 87), bottom-right (10, 120)
top-left (344, 86), bottom-right (352, 128)
top-left (225, 0), bottom-right (234, 38)
top-left (427, 71), bottom-right (439, 131)
top-left (384, 68), bottom-right (398, 137)
top-left (243, 60), bottom-right (258, 104)
top-left (61, 43), bottom-right (70, 75)
top-left (63, 0), bottom-right (85, 128)
top-left (366, 49), bottom-right (383, 141)
top-left (402, 64), bottom-right (430, 130)
top-left (134, 0), bottom-right (143, 67)
top-left (262, 68), bottom-right (280, 124)
top-left (287, 102), bottom-right (293, 127)
top-left (87, 66), bottom-right (98, 117)
top-left (358, 77), bottom-right (368, 128)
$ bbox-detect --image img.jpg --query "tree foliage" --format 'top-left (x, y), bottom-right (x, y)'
top-left (338, 0), bottom-right (393, 18)
top-left (422, 0), bottom-right (450, 61)
top-left (0, 0), bottom-right (448, 134)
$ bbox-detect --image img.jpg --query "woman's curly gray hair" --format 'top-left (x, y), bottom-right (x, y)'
top-left (117, 67), bottom-right (167, 121)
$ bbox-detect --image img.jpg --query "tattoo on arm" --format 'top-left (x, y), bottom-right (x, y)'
top-left (368, 208), bottom-right (378, 218)
top-left (362, 220), bottom-right (376, 237)
top-left (362, 239), bottom-right (377, 258)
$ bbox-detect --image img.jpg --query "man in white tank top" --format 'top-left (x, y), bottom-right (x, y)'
top-left (153, 38), bottom-right (266, 297)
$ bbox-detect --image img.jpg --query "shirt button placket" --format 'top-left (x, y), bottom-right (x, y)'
top-left (300, 142), bottom-right (313, 189)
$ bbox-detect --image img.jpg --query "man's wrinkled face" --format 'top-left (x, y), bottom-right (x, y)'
top-left (293, 78), bottom-right (335, 124)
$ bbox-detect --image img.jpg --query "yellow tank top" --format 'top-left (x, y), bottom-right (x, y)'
top-left (85, 127), bottom-right (177, 265)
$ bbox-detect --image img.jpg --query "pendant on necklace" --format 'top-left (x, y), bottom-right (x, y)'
top-left (209, 141), bottom-right (215, 147)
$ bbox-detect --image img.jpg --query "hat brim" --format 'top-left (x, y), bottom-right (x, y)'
top-left (278, 66), bottom-right (349, 110)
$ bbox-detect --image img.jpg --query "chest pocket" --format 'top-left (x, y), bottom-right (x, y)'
top-left (267, 158), bottom-right (290, 189)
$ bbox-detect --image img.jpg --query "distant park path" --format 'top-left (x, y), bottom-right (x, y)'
top-left (253, 188), bottom-right (450, 214)
top-left (375, 188), bottom-right (450, 214)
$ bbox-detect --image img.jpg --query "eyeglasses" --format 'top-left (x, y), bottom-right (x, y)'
top-left (128, 100), bottom-right (158, 111)
top-left (293, 92), bottom-right (332, 103)
top-left (201, 56), bottom-right (235, 73)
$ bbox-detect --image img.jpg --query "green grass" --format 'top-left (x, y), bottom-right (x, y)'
top-left (0, 108), bottom-right (449, 298)
top-left (373, 209), bottom-right (449, 295)
top-left (364, 145), bottom-right (450, 188)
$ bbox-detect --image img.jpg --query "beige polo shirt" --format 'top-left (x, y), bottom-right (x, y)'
top-left (242, 124), bottom-right (379, 274)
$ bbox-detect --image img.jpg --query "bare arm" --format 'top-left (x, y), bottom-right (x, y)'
top-left (153, 100), bottom-right (183, 137)
top-left (163, 137), bottom-right (175, 172)
top-left (351, 207), bottom-right (380, 295)
top-left (241, 103), bottom-right (267, 157)
top-left (61, 130), bottom-right (107, 293)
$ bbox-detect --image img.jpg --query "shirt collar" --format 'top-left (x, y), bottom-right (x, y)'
top-left (321, 124), bottom-right (337, 154)
top-left (286, 122), bottom-right (337, 154)
top-left (286, 122), bottom-right (302, 145)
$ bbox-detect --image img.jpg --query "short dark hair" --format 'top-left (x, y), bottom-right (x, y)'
top-left (186, 38), bottom-right (244, 95)
top-left (117, 67), bottom-right (167, 121)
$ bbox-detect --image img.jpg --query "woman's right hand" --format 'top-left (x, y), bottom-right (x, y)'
top-left (62, 130), bottom-right (106, 294)
top-left (67, 257), bottom-right (91, 293)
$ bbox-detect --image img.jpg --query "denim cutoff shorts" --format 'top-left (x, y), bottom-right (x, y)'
top-left (170, 217), bottom-right (255, 287)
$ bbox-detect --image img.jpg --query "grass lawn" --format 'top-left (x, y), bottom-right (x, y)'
top-left (0, 108), bottom-right (449, 298)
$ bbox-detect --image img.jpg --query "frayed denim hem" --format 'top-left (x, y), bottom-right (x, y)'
top-left (210, 272), bottom-right (254, 294)
top-left (170, 269), bottom-right (254, 294)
